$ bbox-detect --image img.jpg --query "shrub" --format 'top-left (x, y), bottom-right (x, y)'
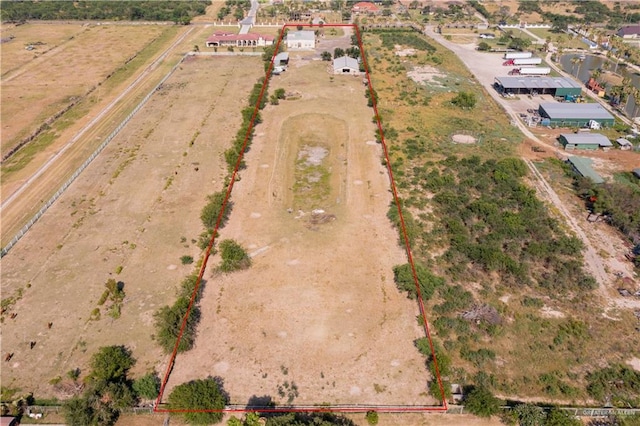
top-left (154, 297), bottom-right (201, 353)
top-left (200, 191), bottom-right (232, 230)
top-left (393, 263), bottom-right (444, 300)
top-left (219, 239), bottom-right (251, 272)
top-left (168, 378), bottom-right (227, 424)
top-left (451, 91), bottom-right (477, 109)
top-left (180, 255), bottom-right (194, 265)
top-left (133, 372), bottom-right (161, 400)
top-left (463, 386), bottom-right (501, 418)
top-left (365, 410), bottom-right (379, 425)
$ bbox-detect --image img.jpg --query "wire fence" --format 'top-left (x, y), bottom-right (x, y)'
top-left (0, 55), bottom-right (187, 259)
top-left (21, 404), bottom-right (640, 417)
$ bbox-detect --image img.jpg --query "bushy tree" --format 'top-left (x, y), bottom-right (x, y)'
top-left (463, 386), bottom-right (501, 418)
top-left (514, 403), bottom-right (546, 426)
top-left (89, 346), bottom-right (135, 384)
top-left (63, 346), bottom-right (138, 426)
top-left (321, 51), bottom-right (332, 61)
top-left (168, 378), bottom-right (227, 424)
top-left (477, 41), bottom-right (491, 51)
top-left (133, 372), bottom-right (161, 400)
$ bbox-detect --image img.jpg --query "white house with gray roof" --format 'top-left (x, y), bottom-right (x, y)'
top-left (286, 30), bottom-right (315, 50)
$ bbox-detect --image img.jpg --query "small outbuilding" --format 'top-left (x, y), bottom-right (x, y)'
top-left (567, 156), bottom-right (604, 184)
top-left (559, 133), bottom-right (613, 151)
top-left (333, 56), bottom-right (360, 75)
top-left (274, 51), bottom-right (289, 66)
top-left (286, 30), bottom-right (315, 50)
top-left (617, 138), bottom-right (633, 150)
top-left (538, 103), bottom-right (615, 128)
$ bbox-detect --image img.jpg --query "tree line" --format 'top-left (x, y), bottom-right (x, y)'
top-left (1, 1), bottom-right (209, 24)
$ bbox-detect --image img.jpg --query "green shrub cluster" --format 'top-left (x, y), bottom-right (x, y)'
top-left (369, 28), bottom-right (436, 53)
top-left (586, 365), bottom-right (640, 407)
top-left (392, 263), bottom-right (444, 300)
top-left (219, 239), bottom-right (251, 272)
top-left (224, 78), bottom-right (269, 173)
top-left (168, 378), bottom-right (227, 424)
top-left (154, 274), bottom-right (202, 353)
top-left (62, 346), bottom-right (159, 426)
top-left (417, 156), bottom-right (595, 292)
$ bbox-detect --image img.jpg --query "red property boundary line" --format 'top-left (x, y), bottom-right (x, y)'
top-left (154, 23), bottom-right (448, 415)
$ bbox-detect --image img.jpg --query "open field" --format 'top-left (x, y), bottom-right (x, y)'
top-left (1, 23), bottom-right (171, 156)
top-left (163, 55), bottom-right (433, 406)
top-left (0, 56), bottom-right (265, 397)
top-left (0, 22), bottom-right (87, 75)
top-left (0, 24), bottom-right (222, 248)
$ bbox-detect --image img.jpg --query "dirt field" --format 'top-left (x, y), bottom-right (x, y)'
top-left (163, 55), bottom-right (434, 407)
top-left (1, 23), bottom-right (171, 155)
top-left (0, 56), bottom-right (264, 396)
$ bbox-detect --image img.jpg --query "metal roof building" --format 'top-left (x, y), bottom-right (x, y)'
top-left (494, 76), bottom-right (582, 97)
top-left (567, 156), bottom-right (604, 184)
top-left (285, 30), bottom-right (315, 49)
top-left (539, 102), bottom-right (615, 128)
top-left (333, 56), bottom-right (360, 74)
top-left (559, 133), bottom-right (613, 150)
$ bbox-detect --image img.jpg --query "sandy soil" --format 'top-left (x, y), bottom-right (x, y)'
top-left (0, 56), bottom-right (264, 396)
top-left (1, 23), bottom-right (167, 154)
top-left (163, 56), bottom-right (433, 407)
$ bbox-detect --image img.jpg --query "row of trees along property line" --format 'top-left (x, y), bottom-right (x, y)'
top-left (153, 36), bottom-right (283, 355)
top-left (0, 1), bottom-right (209, 24)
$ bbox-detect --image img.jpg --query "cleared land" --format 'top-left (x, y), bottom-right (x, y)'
top-left (163, 55), bottom-right (433, 406)
top-left (0, 56), bottom-right (264, 396)
top-left (1, 23), bottom-right (169, 156)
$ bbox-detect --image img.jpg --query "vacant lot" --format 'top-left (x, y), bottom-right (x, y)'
top-left (0, 56), bottom-right (264, 396)
top-left (164, 56), bottom-right (433, 406)
top-left (1, 23), bottom-right (169, 156)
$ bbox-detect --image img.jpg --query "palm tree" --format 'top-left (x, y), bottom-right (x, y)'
top-left (570, 56), bottom-right (581, 77)
top-left (629, 87), bottom-right (640, 120)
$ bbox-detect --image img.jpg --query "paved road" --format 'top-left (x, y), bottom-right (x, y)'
top-left (239, 0), bottom-right (259, 34)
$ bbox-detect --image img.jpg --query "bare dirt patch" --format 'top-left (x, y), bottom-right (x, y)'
top-left (407, 65), bottom-right (447, 86)
top-left (164, 56), bottom-right (432, 406)
top-left (0, 56), bottom-right (264, 396)
top-left (451, 134), bottom-right (477, 144)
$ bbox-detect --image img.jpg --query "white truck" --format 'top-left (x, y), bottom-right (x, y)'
top-left (509, 67), bottom-right (552, 75)
top-left (503, 51), bottom-right (533, 60)
top-left (513, 57), bottom-right (543, 66)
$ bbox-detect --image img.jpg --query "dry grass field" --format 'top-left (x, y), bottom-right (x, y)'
top-left (163, 55), bottom-right (434, 407)
top-left (0, 56), bottom-right (264, 397)
top-left (1, 23), bottom-right (172, 156)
